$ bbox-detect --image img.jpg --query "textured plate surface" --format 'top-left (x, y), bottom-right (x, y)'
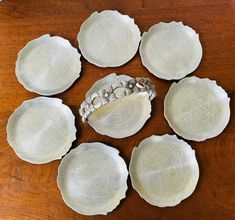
top-left (77, 10), bottom-right (141, 67)
top-left (140, 22), bottom-right (202, 80)
top-left (88, 93), bottom-right (152, 138)
top-left (57, 142), bottom-right (128, 215)
top-left (164, 76), bottom-right (230, 141)
top-left (129, 135), bottom-right (199, 207)
top-left (6, 97), bottom-right (76, 164)
top-left (16, 34), bottom-right (81, 95)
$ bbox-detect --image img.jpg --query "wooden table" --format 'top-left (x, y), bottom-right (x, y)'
top-left (0, 0), bottom-right (235, 219)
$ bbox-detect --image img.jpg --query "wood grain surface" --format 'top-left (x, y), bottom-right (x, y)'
top-left (0, 0), bottom-right (235, 219)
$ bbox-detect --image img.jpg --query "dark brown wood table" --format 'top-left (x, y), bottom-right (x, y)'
top-left (0, 0), bottom-right (235, 219)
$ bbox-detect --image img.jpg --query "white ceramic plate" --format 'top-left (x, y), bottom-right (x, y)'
top-left (16, 34), bottom-right (81, 95)
top-left (140, 22), bottom-right (202, 80)
top-left (77, 10), bottom-right (141, 67)
top-left (164, 76), bottom-right (230, 141)
top-left (57, 142), bottom-right (128, 215)
top-left (129, 134), bottom-right (199, 207)
top-left (6, 97), bottom-right (76, 164)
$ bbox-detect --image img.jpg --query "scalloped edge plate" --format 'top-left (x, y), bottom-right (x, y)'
top-left (57, 142), bottom-right (128, 215)
top-left (129, 134), bottom-right (199, 207)
top-left (78, 10), bottom-right (141, 67)
top-left (164, 76), bottom-right (230, 141)
top-left (140, 21), bottom-right (202, 80)
top-left (6, 97), bottom-right (76, 164)
top-left (16, 34), bottom-right (81, 95)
